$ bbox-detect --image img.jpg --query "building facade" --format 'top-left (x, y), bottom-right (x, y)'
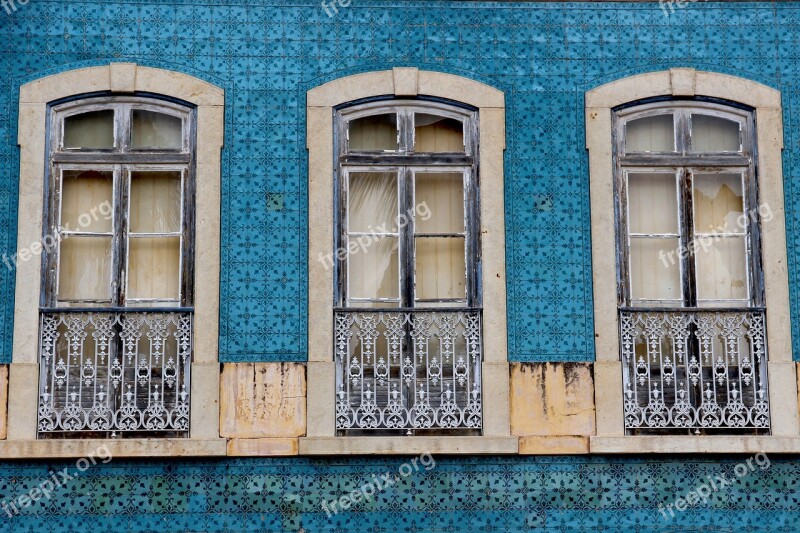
top-left (1, 0), bottom-right (800, 530)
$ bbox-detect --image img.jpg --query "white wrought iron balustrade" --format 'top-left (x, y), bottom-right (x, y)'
top-left (620, 309), bottom-right (769, 432)
top-left (38, 310), bottom-right (192, 437)
top-left (335, 309), bottom-right (482, 433)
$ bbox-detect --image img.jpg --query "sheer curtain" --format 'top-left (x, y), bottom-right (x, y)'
top-left (414, 172), bottom-right (465, 302)
top-left (349, 114), bottom-right (398, 151)
top-left (627, 172), bottom-right (680, 302)
top-left (131, 111), bottom-right (183, 150)
top-left (63, 111), bottom-right (115, 149)
top-left (127, 171), bottom-right (182, 301)
top-left (58, 170), bottom-right (113, 301)
top-left (691, 115), bottom-right (740, 152)
top-left (345, 113), bottom-right (467, 306)
top-left (625, 114), bottom-right (674, 153)
top-left (347, 172), bottom-right (399, 303)
top-left (693, 173), bottom-right (747, 301)
top-left (414, 114), bottom-right (463, 152)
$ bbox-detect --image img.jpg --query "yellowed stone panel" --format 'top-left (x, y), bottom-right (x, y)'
top-left (510, 362), bottom-right (595, 437)
top-left (220, 363), bottom-right (306, 438)
top-left (0, 365), bottom-right (6, 439)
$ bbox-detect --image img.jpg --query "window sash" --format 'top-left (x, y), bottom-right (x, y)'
top-left (334, 101), bottom-right (480, 310)
top-left (47, 163), bottom-right (191, 308)
top-left (339, 166), bottom-right (474, 308)
top-left (615, 103), bottom-right (762, 309)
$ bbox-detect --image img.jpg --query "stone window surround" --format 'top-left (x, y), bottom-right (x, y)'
top-left (3, 63), bottom-right (227, 458)
top-left (302, 68), bottom-right (517, 455)
top-left (587, 68), bottom-right (800, 453)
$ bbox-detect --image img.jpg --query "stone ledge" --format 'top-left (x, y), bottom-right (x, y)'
top-left (590, 436), bottom-right (800, 454)
top-left (227, 438), bottom-right (298, 456)
top-left (299, 436), bottom-right (519, 455)
top-left (0, 439), bottom-right (228, 459)
top-left (518, 436), bottom-right (589, 455)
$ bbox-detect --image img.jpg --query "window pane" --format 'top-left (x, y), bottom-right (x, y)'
top-left (693, 173), bottom-right (745, 234)
top-left (691, 114), bottom-right (740, 152)
top-left (415, 237), bottom-right (466, 300)
top-left (58, 236), bottom-right (112, 300)
top-left (348, 172), bottom-right (398, 233)
top-left (415, 173), bottom-right (464, 234)
top-left (61, 170), bottom-right (113, 232)
top-left (625, 114), bottom-right (674, 152)
top-left (629, 237), bottom-right (681, 300)
top-left (63, 110), bottom-right (114, 149)
top-left (414, 113), bottom-right (464, 152)
top-left (348, 237), bottom-right (399, 300)
top-left (627, 173), bottom-right (678, 234)
top-left (128, 237), bottom-right (181, 299)
top-left (349, 114), bottom-right (397, 151)
top-left (695, 236), bottom-right (748, 301)
top-left (131, 110), bottom-right (183, 150)
top-left (130, 171), bottom-right (182, 233)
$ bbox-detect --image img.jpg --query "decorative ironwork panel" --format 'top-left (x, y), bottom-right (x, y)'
top-left (620, 310), bottom-right (769, 432)
top-left (38, 311), bottom-right (192, 437)
top-left (335, 310), bottom-right (482, 433)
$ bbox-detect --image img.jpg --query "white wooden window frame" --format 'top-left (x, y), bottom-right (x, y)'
top-left (587, 68), bottom-right (800, 453)
top-left (5, 63), bottom-right (226, 458)
top-left (302, 68), bottom-right (516, 454)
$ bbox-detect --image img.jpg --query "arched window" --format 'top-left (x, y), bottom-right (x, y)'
top-left (332, 100), bottom-right (482, 435)
top-left (37, 96), bottom-right (195, 438)
top-left (614, 99), bottom-right (769, 434)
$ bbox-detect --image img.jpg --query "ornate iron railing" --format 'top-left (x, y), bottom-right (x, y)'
top-left (620, 309), bottom-right (769, 432)
top-left (334, 309), bottom-right (482, 434)
top-left (37, 310), bottom-right (192, 437)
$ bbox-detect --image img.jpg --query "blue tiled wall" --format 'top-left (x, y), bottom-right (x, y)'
top-left (0, 456), bottom-right (797, 532)
top-left (2, 1), bottom-right (800, 362)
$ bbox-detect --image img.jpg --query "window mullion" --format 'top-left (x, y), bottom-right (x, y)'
top-left (680, 167), bottom-right (697, 307)
top-left (114, 165), bottom-right (128, 306)
top-left (400, 166), bottom-right (414, 308)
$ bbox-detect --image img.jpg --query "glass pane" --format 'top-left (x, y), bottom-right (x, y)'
top-left (345, 300), bottom-right (400, 309)
top-left (58, 236), bottom-right (112, 300)
top-left (349, 114), bottom-right (397, 151)
top-left (414, 113), bottom-right (464, 152)
top-left (415, 237), bottom-right (466, 300)
top-left (691, 114), bottom-right (740, 152)
top-left (63, 110), bottom-right (114, 149)
top-left (625, 114), bottom-right (674, 152)
top-left (693, 173), bottom-right (745, 234)
top-left (128, 237), bottom-right (181, 299)
top-left (348, 172), bottom-right (398, 233)
top-left (348, 237), bottom-right (399, 300)
top-left (415, 173), bottom-right (464, 233)
top-left (61, 170), bottom-right (113, 232)
top-left (131, 110), bottom-right (183, 150)
top-left (629, 237), bottom-right (681, 300)
top-left (627, 173), bottom-right (678, 234)
top-left (130, 171), bottom-right (182, 233)
top-left (695, 237), bottom-right (748, 301)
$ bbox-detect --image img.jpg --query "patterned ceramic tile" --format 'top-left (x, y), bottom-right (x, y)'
top-left (1, 1), bottom-right (800, 361)
top-left (0, 456), bottom-right (796, 531)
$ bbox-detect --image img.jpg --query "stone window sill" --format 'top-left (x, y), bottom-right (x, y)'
top-left (298, 436), bottom-right (519, 455)
top-left (0, 438), bottom-right (227, 459)
top-left (590, 436), bottom-right (800, 454)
